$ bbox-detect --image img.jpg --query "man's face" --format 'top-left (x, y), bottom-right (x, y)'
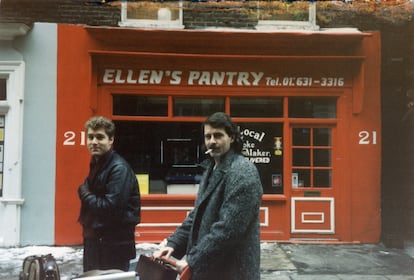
top-left (86, 128), bottom-right (113, 158)
top-left (204, 124), bottom-right (234, 158)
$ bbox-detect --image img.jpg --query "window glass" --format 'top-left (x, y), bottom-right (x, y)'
top-left (292, 169), bottom-right (310, 188)
top-left (0, 116), bottom-right (4, 196)
top-left (313, 149), bottom-right (331, 167)
top-left (173, 98), bottom-right (225, 117)
top-left (114, 121), bottom-right (205, 195)
top-left (313, 128), bottom-right (331, 146)
top-left (293, 148), bottom-right (310, 166)
top-left (239, 122), bottom-right (283, 194)
top-left (113, 95), bottom-right (168, 116)
top-left (292, 127), bottom-right (332, 188)
top-left (292, 128), bottom-right (310, 146)
top-left (231, 97), bottom-right (283, 117)
top-left (114, 120), bottom-right (284, 195)
top-left (314, 170), bottom-right (332, 187)
top-left (289, 97), bottom-right (336, 118)
top-left (0, 79), bottom-right (6, 100)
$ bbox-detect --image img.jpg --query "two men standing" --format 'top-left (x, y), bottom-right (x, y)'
top-left (78, 113), bottom-right (263, 280)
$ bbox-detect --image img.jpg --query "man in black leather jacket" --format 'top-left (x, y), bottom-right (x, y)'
top-left (78, 116), bottom-right (141, 272)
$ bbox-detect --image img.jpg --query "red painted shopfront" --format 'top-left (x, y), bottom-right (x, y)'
top-left (55, 25), bottom-right (381, 245)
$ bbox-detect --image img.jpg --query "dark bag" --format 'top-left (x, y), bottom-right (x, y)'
top-left (136, 255), bottom-right (191, 280)
top-left (19, 254), bottom-right (60, 280)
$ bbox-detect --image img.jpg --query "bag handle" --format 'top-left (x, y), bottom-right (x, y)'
top-left (159, 257), bottom-right (192, 280)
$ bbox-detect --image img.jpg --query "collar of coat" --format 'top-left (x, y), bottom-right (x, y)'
top-left (199, 149), bottom-right (238, 173)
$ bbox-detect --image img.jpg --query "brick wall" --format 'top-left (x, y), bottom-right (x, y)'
top-left (1, 1), bottom-right (414, 30)
top-left (0, 0), bottom-right (120, 26)
top-left (183, 2), bottom-right (258, 29)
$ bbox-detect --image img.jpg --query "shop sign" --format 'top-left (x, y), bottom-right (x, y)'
top-left (100, 68), bottom-right (348, 88)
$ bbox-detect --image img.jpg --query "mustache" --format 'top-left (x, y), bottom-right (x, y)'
top-left (204, 145), bottom-right (217, 154)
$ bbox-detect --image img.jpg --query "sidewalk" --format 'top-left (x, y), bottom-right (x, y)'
top-left (261, 242), bottom-right (414, 280)
top-left (1, 242), bottom-right (413, 279)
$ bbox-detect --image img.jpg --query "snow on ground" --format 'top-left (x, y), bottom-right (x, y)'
top-left (0, 243), bottom-right (160, 280)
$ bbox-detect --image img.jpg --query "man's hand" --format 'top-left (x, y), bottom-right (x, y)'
top-left (153, 246), bottom-right (174, 259)
top-left (175, 259), bottom-right (189, 273)
top-left (78, 184), bottom-right (90, 199)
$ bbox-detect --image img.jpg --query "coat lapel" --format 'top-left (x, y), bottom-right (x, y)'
top-left (196, 150), bottom-right (236, 205)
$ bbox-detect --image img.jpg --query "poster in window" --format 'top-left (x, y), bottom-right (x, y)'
top-left (165, 139), bottom-right (198, 166)
top-left (292, 173), bottom-right (299, 188)
top-left (272, 174), bottom-right (282, 187)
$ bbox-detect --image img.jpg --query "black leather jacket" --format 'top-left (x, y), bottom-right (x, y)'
top-left (78, 151), bottom-right (141, 241)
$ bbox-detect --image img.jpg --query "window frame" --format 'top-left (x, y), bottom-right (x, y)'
top-left (0, 61), bottom-right (25, 203)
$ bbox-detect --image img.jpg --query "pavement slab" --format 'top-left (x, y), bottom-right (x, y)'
top-left (1, 242), bottom-right (414, 279)
top-left (279, 243), bottom-right (414, 276)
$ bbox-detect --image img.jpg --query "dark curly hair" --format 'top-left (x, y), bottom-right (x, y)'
top-left (85, 116), bottom-right (115, 139)
top-left (202, 112), bottom-right (242, 154)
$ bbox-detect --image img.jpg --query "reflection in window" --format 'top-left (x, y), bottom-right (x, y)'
top-left (173, 98), bottom-right (224, 116)
top-left (313, 128), bottom-right (331, 146)
top-left (231, 97), bottom-right (283, 117)
top-left (289, 97), bottom-right (336, 118)
top-left (292, 127), bottom-right (332, 188)
top-left (113, 95), bottom-right (168, 116)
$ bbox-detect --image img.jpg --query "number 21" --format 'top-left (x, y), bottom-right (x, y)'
top-left (63, 131), bottom-right (86, 146)
top-left (359, 131), bottom-right (377, 145)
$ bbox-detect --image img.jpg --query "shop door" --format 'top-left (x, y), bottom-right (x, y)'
top-left (289, 125), bottom-right (337, 239)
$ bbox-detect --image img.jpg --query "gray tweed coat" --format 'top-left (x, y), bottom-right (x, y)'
top-left (167, 149), bottom-right (263, 280)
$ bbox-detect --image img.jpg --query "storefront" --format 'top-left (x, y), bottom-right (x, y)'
top-left (55, 25), bottom-right (381, 245)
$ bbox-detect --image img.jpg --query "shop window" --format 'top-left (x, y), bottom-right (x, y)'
top-left (113, 95), bottom-right (168, 116)
top-left (289, 97), bottom-right (336, 118)
top-left (114, 121), bottom-right (205, 194)
top-left (173, 97), bottom-right (225, 117)
top-left (239, 122), bottom-right (283, 194)
top-left (114, 120), bottom-right (283, 195)
top-left (230, 97), bottom-right (283, 118)
top-left (292, 127), bottom-right (332, 188)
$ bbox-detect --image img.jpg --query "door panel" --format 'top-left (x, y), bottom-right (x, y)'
top-left (291, 197), bottom-right (334, 234)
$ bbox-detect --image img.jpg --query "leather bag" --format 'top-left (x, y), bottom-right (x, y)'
top-left (136, 255), bottom-right (191, 280)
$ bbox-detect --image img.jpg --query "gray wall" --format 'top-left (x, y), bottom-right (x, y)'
top-left (15, 23), bottom-right (57, 245)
